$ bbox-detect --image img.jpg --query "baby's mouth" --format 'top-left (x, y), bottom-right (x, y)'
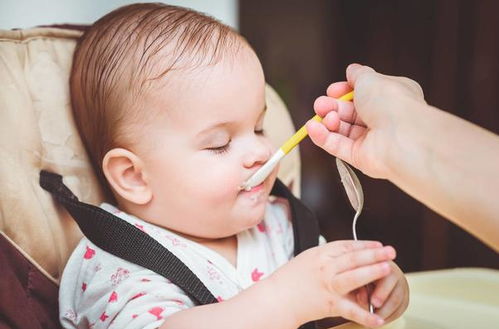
top-left (238, 181), bottom-right (266, 204)
top-left (239, 182), bottom-right (264, 193)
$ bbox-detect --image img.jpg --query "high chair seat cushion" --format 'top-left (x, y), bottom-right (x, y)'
top-left (0, 233), bottom-right (61, 329)
top-left (0, 27), bottom-right (301, 284)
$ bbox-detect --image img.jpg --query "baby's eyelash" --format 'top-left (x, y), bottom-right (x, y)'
top-left (207, 142), bottom-right (231, 155)
top-left (205, 128), bottom-right (263, 155)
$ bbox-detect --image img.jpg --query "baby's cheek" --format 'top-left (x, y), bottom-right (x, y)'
top-left (200, 167), bottom-right (239, 199)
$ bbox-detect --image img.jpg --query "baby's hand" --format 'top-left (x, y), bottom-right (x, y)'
top-left (266, 240), bottom-right (396, 328)
top-left (357, 262), bottom-right (409, 323)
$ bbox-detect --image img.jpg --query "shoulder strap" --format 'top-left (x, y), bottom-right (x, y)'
top-left (270, 179), bottom-right (320, 256)
top-left (39, 170), bottom-right (218, 305)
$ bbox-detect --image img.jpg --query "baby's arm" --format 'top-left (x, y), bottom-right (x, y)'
top-left (160, 277), bottom-right (296, 329)
top-left (161, 240), bottom-right (395, 329)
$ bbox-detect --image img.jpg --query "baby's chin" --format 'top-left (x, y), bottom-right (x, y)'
top-left (249, 195), bottom-right (271, 219)
top-left (238, 212), bottom-right (266, 233)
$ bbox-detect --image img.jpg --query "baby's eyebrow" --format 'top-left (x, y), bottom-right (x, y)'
top-left (196, 104), bottom-right (267, 138)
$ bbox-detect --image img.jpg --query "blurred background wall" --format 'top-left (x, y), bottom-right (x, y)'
top-left (240, 0), bottom-right (499, 272)
top-left (0, 0), bottom-right (238, 30)
top-left (1, 0), bottom-right (497, 272)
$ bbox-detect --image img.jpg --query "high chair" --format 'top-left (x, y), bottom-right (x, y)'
top-left (0, 26), bottom-right (498, 329)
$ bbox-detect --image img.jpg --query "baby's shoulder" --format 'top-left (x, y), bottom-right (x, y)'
top-left (59, 238), bottom-right (193, 328)
top-left (62, 238), bottom-right (145, 285)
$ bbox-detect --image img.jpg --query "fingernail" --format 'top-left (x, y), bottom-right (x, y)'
top-left (347, 63), bottom-right (361, 71)
top-left (385, 246), bottom-right (396, 258)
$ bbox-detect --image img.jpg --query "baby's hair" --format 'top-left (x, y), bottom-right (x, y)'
top-left (70, 2), bottom-right (245, 198)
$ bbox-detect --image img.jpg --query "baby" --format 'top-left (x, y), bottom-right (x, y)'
top-left (60, 3), bottom-right (408, 329)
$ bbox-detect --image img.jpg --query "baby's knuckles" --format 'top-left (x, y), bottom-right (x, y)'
top-left (301, 245), bottom-right (347, 318)
top-left (273, 246), bottom-right (349, 323)
top-left (263, 248), bottom-right (331, 325)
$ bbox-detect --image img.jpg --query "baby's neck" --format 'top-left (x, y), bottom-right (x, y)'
top-left (197, 235), bottom-right (238, 267)
top-left (117, 198), bottom-right (239, 267)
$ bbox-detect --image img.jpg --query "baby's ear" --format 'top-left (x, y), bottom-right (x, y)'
top-left (102, 148), bottom-right (152, 205)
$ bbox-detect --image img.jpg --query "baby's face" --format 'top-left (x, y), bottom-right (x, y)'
top-left (135, 46), bottom-right (277, 239)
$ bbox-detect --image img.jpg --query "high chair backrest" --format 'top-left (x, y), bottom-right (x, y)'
top-left (0, 26), bottom-right (301, 286)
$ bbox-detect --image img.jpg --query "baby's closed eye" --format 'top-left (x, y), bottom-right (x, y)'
top-left (206, 140), bottom-right (231, 154)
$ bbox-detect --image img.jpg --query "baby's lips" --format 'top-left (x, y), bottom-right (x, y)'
top-left (238, 180), bottom-right (251, 191)
top-left (240, 170), bottom-right (263, 191)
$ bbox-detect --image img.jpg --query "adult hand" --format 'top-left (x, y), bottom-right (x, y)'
top-left (306, 64), bottom-right (426, 179)
top-left (306, 64), bottom-right (499, 251)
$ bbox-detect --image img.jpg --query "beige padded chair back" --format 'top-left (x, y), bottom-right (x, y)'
top-left (0, 27), bottom-right (301, 284)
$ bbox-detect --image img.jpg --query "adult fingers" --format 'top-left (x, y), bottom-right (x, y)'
top-left (335, 299), bottom-right (385, 328)
top-left (314, 96), bottom-right (366, 126)
top-left (346, 63), bottom-right (376, 88)
top-left (336, 120), bottom-right (367, 140)
top-left (319, 108), bottom-right (367, 139)
top-left (306, 120), bottom-right (355, 163)
top-left (321, 110), bottom-right (341, 132)
top-left (333, 262), bottom-right (392, 295)
top-left (344, 63), bottom-right (384, 124)
top-left (314, 95), bottom-right (338, 118)
top-left (321, 110), bottom-right (367, 140)
top-left (326, 81), bottom-right (352, 98)
top-left (346, 63), bottom-right (425, 113)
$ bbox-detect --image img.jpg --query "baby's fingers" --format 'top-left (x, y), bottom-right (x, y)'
top-left (322, 240), bottom-right (383, 257)
top-left (333, 246), bottom-right (396, 274)
top-left (355, 286), bottom-right (370, 310)
top-left (370, 267), bottom-right (399, 308)
top-left (374, 280), bottom-right (409, 322)
top-left (306, 120), bottom-right (356, 163)
top-left (336, 299), bottom-right (385, 328)
top-left (333, 262), bottom-right (392, 295)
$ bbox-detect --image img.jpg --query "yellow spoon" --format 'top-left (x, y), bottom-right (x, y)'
top-left (241, 91), bottom-right (354, 190)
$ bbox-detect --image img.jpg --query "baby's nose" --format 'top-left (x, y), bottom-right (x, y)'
top-left (243, 139), bottom-right (272, 168)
